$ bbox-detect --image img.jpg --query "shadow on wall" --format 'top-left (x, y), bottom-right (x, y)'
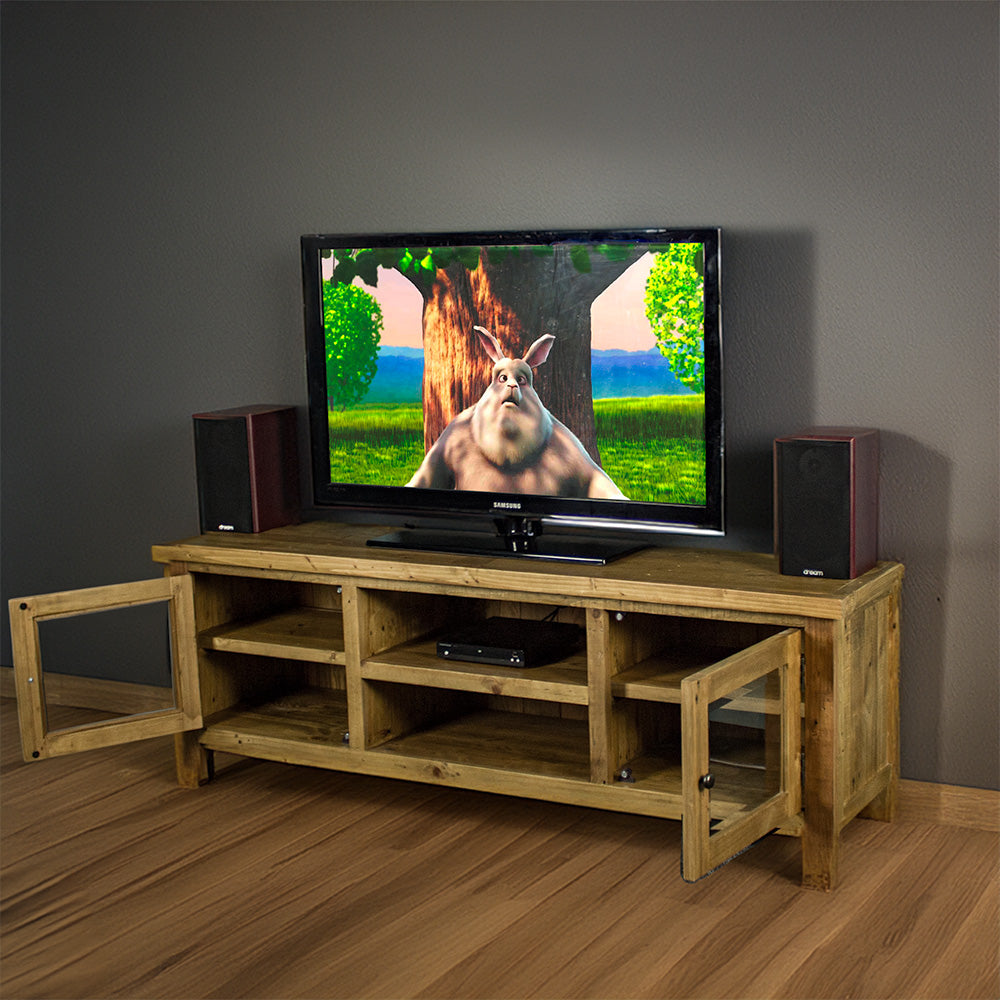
top-left (880, 431), bottom-right (950, 781)
top-left (708, 229), bottom-right (817, 553)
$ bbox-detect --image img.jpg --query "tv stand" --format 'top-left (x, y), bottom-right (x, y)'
top-left (368, 515), bottom-right (645, 564)
top-left (10, 520), bottom-right (902, 889)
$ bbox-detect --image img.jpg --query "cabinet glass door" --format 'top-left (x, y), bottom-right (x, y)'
top-left (8, 575), bottom-right (201, 761)
top-left (680, 628), bottom-right (801, 881)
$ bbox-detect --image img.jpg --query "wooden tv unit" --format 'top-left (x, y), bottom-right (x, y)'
top-left (10, 521), bottom-right (902, 889)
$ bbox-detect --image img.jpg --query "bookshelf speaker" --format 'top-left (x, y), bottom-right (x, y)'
top-left (774, 428), bottom-right (878, 579)
top-left (193, 405), bottom-right (299, 533)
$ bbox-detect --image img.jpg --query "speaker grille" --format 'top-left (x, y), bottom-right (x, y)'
top-left (775, 429), bottom-right (878, 579)
top-left (194, 417), bottom-right (254, 532)
top-left (777, 441), bottom-right (853, 578)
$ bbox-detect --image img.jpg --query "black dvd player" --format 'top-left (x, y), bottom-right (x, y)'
top-left (436, 616), bottom-right (583, 669)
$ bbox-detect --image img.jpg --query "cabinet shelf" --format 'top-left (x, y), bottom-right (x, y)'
top-left (363, 637), bottom-right (588, 704)
top-left (611, 646), bottom-right (738, 703)
top-left (611, 632), bottom-right (796, 709)
top-left (199, 607), bottom-right (346, 665)
top-left (201, 687), bottom-right (349, 755)
top-left (371, 708), bottom-right (592, 782)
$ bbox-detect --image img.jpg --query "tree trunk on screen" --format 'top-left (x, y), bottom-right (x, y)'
top-left (413, 246), bottom-right (645, 464)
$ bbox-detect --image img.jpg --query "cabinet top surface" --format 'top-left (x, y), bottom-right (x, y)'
top-left (152, 521), bottom-right (902, 620)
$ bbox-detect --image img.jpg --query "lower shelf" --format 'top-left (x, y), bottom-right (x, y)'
top-left (625, 745), bottom-right (775, 817)
top-left (201, 687), bottom-right (349, 754)
top-left (195, 689), bottom-right (788, 833)
top-left (371, 708), bottom-right (591, 782)
top-left (196, 689), bottom-right (672, 815)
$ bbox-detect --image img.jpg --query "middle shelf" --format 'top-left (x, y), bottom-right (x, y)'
top-left (363, 637), bottom-right (589, 703)
top-left (200, 606), bottom-right (347, 664)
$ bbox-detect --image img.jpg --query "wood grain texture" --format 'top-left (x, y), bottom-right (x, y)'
top-left (2, 698), bottom-right (996, 1000)
top-left (151, 521), bottom-right (904, 621)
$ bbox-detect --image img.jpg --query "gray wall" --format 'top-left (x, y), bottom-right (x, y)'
top-left (3, 1), bottom-right (996, 789)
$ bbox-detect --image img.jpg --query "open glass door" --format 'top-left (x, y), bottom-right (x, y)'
top-left (8, 575), bottom-right (201, 760)
top-left (680, 627), bottom-right (801, 881)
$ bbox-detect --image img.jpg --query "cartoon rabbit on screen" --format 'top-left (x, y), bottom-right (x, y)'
top-left (406, 326), bottom-right (626, 499)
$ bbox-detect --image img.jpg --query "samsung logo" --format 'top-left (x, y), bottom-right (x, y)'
top-left (493, 501), bottom-right (522, 511)
top-left (802, 568), bottom-right (825, 577)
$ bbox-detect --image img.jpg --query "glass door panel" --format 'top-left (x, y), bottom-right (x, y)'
top-left (9, 576), bottom-right (201, 760)
top-left (681, 628), bottom-right (801, 881)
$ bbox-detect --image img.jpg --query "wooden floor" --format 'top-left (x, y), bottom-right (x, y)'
top-left (2, 700), bottom-right (997, 1000)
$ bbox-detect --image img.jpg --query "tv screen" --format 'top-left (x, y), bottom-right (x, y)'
top-left (301, 228), bottom-right (723, 562)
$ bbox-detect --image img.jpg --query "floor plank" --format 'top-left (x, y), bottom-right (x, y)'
top-left (1, 700), bottom-right (997, 999)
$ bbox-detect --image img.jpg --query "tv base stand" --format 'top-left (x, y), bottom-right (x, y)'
top-left (367, 519), bottom-right (645, 564)
top-left (10, 521), bottom-right (902, 889)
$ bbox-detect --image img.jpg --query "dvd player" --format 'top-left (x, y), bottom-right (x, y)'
top-left (436, 616), bottom-right (582, 668)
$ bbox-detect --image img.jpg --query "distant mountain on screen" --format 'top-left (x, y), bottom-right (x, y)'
top-left (363, 345), bottom-right (689, 405)
top-left (365, 348), bottom-right (424, 403)
top-left (591, 347), bottom-right (691, 397)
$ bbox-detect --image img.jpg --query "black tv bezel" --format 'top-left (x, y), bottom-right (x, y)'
top-left (301, 227), bottom-right (724, 547)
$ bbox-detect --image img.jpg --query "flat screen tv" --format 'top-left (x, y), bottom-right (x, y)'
top-left (301, 228), bottom-right (723, 563)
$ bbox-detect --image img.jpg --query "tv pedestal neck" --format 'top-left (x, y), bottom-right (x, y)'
top-left (367, 515), bottom-right (647, 564)
top-left (10, 520), bottom-right (903, 890)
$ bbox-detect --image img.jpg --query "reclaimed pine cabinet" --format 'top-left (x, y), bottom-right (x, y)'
top-left (9, 521), bottom-right (902, 888)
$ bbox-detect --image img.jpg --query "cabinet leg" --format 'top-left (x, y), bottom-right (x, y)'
top-left (861, 587), bottom-right (902, 824)
top-left (861, 775), bottom-right (898, 822)
top-left (801, 619), bottom-right (841, 890)
top-left (174, 730), bottom-right (212, 787)
top-left (801, 819), bottom-right (840, 891)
